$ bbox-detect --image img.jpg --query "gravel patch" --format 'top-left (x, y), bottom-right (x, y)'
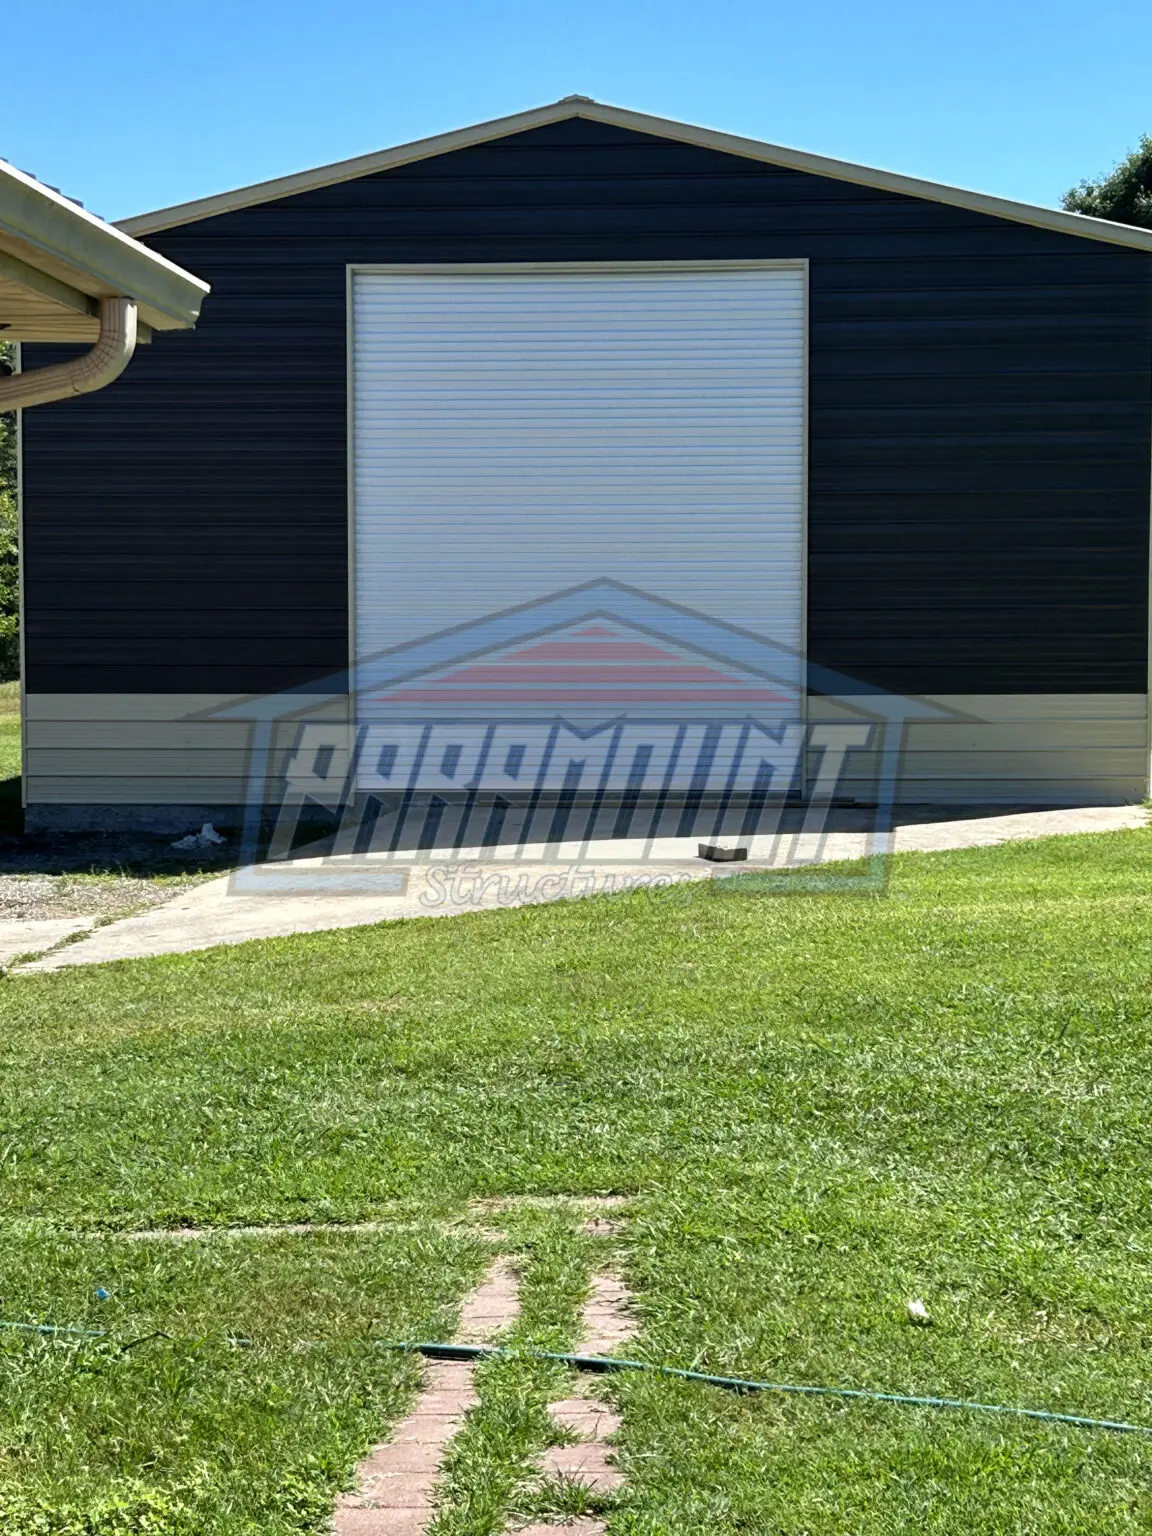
top-left (0, 827), bottom-right (238, 921)
top-left (0, 874), bottom-right (198, 922)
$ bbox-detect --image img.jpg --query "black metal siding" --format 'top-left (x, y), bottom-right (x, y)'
top-left (22, 117), bottom-right (1152, 695)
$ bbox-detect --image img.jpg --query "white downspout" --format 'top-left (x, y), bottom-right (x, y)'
top-left (0, 296), bottom-right (137, 410)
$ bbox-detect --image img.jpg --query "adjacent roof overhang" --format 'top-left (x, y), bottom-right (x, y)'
top-left (0, 158), bottom-right (209, 343)
top-left (119, 95), bottom-right (1152, 254)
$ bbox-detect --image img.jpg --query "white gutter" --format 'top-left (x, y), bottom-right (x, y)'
top-left (0, 296), bottom-right (136, 409)
top-left (0, 158), bottom-right (208, 330)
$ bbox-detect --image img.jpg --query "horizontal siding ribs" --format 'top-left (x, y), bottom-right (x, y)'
top-left (23, 695), bottom-right (1149, 815)
top-left (20, 116), bottom-right (1152, 703)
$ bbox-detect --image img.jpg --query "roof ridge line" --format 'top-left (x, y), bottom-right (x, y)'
top-left (117, 97), bottom-right (1152, 254)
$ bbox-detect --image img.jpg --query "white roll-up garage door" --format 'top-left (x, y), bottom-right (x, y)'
top-left (352, 262), bottom-right (806, 693)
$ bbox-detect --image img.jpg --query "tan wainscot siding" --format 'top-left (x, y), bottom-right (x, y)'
top-left (23, 694), bottom-right (350, 806)
top-left (23, 692), bottom-right (1151, 809)
top-left (811, 693), bottom-right (1149, 806)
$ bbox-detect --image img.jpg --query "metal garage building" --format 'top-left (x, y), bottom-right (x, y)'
top-left (18, 98), bottom-right (1152, 828)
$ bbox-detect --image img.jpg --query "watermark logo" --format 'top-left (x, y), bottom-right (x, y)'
top-left (207, 581), bottom-right (950, 900)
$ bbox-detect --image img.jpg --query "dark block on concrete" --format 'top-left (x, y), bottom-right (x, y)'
top-left (697, 843), bottom-right (749, 862)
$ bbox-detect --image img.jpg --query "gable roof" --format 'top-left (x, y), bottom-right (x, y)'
top-left (119, 96), bottom-right (1152, 254)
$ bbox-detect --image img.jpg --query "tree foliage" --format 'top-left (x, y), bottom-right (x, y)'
top-left (0, 488), bottom-right (16, 681)
top-left (1063, 135), bottom-right (1152, 229)
top-left (0, 343), bottom-right (15, 681)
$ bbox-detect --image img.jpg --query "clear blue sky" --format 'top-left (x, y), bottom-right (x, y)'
top-left (2, 0), bottom-right (1148, 222)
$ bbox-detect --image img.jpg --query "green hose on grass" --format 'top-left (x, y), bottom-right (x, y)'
top-left (382, 1341), bottom-right (1152, 1437)
top-left (5, 1320), bottom-right (1144, 1437)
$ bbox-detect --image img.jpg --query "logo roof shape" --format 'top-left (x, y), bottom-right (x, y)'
top-left (208, 579), bottom-right (954, 725)
top-left (361, 613), bottom-right (798, 717)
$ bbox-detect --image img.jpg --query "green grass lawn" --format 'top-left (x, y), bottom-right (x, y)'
top-left (2, 830), bottom-right (1152, 1532)
top-left (0, 679), bottom-right (19, 819)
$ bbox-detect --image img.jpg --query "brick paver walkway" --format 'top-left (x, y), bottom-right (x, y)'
top-left (332, 1259), bottom-right (521, 1535)
top-left (524, 1270), bottom-right (639, 1534)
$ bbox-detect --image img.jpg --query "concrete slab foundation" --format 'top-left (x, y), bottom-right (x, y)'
top-left (14, 805), bottom-right (1147, 973)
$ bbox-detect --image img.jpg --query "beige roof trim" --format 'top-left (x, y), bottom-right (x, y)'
top-left (119, 97), bottom-right (1152, 254)
top-left (0, 158), bottom-right (209, 330)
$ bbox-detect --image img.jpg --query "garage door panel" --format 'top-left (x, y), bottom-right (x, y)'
top-left (353, 263), bottom-right (806, 683)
